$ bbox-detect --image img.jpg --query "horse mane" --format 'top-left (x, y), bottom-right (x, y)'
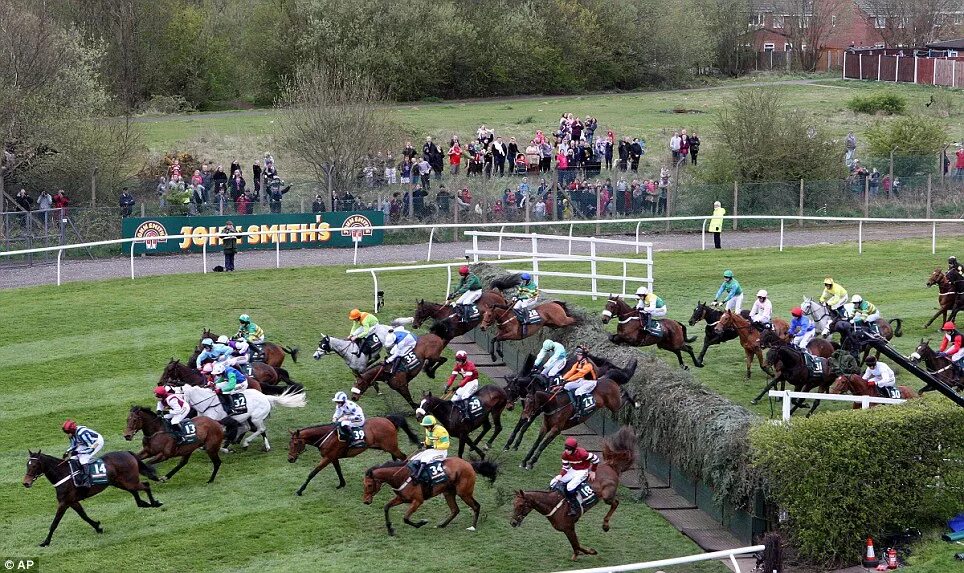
top-left (131, 405), bottom-right (158, 417)
top-left (429, 321), bottom-right (451, 338)
top-left (602, 427), bottom-right (638, 474)
top-left (372, 459), bottom-right (408, 473)
top-left (605, 366), bottom-right (632, 386)
top-left (489, 274), bottom-right (522, 290)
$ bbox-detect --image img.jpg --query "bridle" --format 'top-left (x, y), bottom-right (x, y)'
top-left (602, 298), bottom-right (638, 324)
top-left (802, 299), bottom-right (830, 324)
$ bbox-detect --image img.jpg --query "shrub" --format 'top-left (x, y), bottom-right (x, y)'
top-left (865, 115), bottom-right (949, 175)
top-left (751, 397), bottom-right (964, 565)
top-left (846, 92), bottom-right (907, 115)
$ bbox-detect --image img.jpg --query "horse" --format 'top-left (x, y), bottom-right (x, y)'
top-left (181, 384), bottom-right (306, 451)
top-left (167, 356), bottom-right (296, 395)
top-left (831, 319), bottom-right (902, 361)
top-left (830, 374), bottom-right (918, 405)
top-left (287, 415), bottom-right (420, 494)
top-left (362, 458), bottom-right (498, 535)
top-left (601, 295), bottom-right (700, 369)
top-left (925, 268), bottom-right (964, 327)
top-left (415, 387), bottom-right (508, 458)
top-left (760, 329), bottom-right (835, 358)
top-left (186, 348), bottom-right (301, 391)
top-left (199, 328), bottom-right (298, 368)
top-left (765, 344), bottom-right (837, 417)
top-left (800, 297), bottom-right (837, 336)
top-left (910, 338), bottom-right (962, 391)
top-left (316, 325), bottom-right (450, 379)
top-left (412, 291), bottom-right (508, 336)
top-left (715, 311), bottom-right (775, 379)
top-left (123, 407), bottom-right (223, 483)
top-left (312, 322), bottom-right (397, 371)
top-left (518, 363), bottom-right (637, 469)
top-left (510, 427), bottom-right (639, 561)
top-left (688, 301), bottom-right (788, 363)
top-left (351, 360), bottom-right (422, 410)
top-left (23, 450), bottom-right (162, 547)
top-left (479, 300), bottom-right (576, 341)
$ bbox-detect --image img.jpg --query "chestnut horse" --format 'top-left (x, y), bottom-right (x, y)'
top-left (415, 387), bottom-right (508, 458)
top-left (480, 301), bottom-right (576, 341)
top-left (351, 359), bottom-right (423, 409)
top-left (123, 406), bottom-right (223, 483)
top-left (715, 311), bottom-right (775, 379)
top-left (160, 358), bottom-right (282, 395)
top-left (363, 458), bottom-right (498, 535)
top-left (199, 328), bottom-right (298, 367)
top-left (23, 450), bottom-right (162, 546)
top-left (412, 291), bottom-right (508, 337)
top-left (830, 374), bottom-right (918, 405)
top-left (510, 428), bottom-right (639, 560)
top-left (924, 269), bottom-right (964, 327)
top-left (601, 296), bottom-right (700, 369)
top-left (288, 415), bottom-right (420, 494)
top-left (765, 344), bottom-right (837, 417)
top-left (910, 338), bottom-right (962, 391)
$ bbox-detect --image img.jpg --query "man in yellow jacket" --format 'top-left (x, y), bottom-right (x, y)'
top-left (708, 201), bottom-right (725, 249)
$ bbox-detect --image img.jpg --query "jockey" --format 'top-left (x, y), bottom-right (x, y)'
top-left (850, 295), bottom-right (880, 326)
top-left (211, 362), bottom-right (247, 393)
top-left (445, 350), bottom-right (479, 404)
top-left (535, 339), bottom-right (568, 379)
top-left (949, 256), bottom-right (963, 275)
top-left (713, 270), bottom-right (743, 312)
top-left (236, 314), bottom-right (265, 361)
top-left (549, 437), bottom-right (599, 517)
top-left (819, 278), bottom-right (849, 329)
top-left (938, 321), bottom-right (964, 371)
top-left (560, 346), bottom-right (597, 418)
top-left (219, 335), bottom-right (250, 371)
top-left (788, 307), bottom-right (815, 351)
top-left (634, 286), bottom-right (666, 330)
top-left (331, 391), bottom-right (365, 442)
top-left (406, 415), bottom-right (450, 486)
top-left (385, 322), bottom-right (417, 373)
top-left (513, 272), bottom-right (539, 336)
top-left (862, 356), bottom-right (898, 399)
top-left (749, 290), bottom-right (772, 330)
top-left (154, 386), bottom-right (190, 435)
top-left (448, 266), bottom-right (483, 321)
top-left (348, 309), bottom-right (380, 357)
top-left (62, 419), bottom-right (104, 488)
top-left (196, 337), bottom-right (232, 369)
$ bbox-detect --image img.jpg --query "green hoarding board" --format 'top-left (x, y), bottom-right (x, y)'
top-left (121, 211), bottom-right (384, 254)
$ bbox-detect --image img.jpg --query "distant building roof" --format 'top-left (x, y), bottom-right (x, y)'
top-left (925, 38), bottom-right (964, 50)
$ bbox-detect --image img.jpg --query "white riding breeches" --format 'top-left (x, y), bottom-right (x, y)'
top-left (541, 357), bottom-right (566, 377)
top-left (559, 469), bottom-right (589, 492)
top-left (647, 306), bottom-right (667, 318)
top-left (563, 379), bottom-right (597, 396)
top-left (950, 348), bottom-right (964, 363)
top-left (453, 380), bottom-right (479, 400)
top-left (793, 330), bottom-right (815, 349)
top-left (74, 440), bottom-right (103, 465)
top-left (513, 298), bottom-right (538, 311)
top-left (227, 355), bottom-right (249, 367)
top-left (856, 312), bottom-right (880, 324)
top-left (455, 289), bottom-right (482, 306)
top-left (387, 336), bottom-right (416, 362)
top-left (165, 411), bottom-right (187, 425)
top-left (724, 294), bottom-right (744, 312)
top-left (412, 448), bottom-right (447, 464)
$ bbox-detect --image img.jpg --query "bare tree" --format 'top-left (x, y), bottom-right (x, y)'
top-left (782, 0), bottom-right (849, 71)
top-left (862, 0), bottom-right (956, 48)
top-left (276, 65), bottom-right (400, 210)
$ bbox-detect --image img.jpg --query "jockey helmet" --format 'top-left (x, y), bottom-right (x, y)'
top-left (756, 290), bottom-right (768, 298)
top-left (823, 277), bottom-right (834, 287)
top-left (942, 321), bottom-right (957, 331)
top-left (791, 307), bottom-right (803, 317)
top-left (520, 272), bottom-right (532, 281)
top-left (455, 350), bottom-right (468, 362)
top-left (636, 286), bottom-right (648, 296)
top-left (564, 437), bottom-right (578, 449)
top-left (865, 355), bottom-right (877, 366)
top-left (154, 386), bottom-right (169, 398)
top-left (949, 256), bottom-right (958, 264)
top-left (332, 391), bottom-right (348, 403)
top-left (216, 335), bottom-right (230, 344)
top-left (458, 266), bottom-right (470, 276)
top-left (420, 415), bottom-right (437, 427)
top-left (201, 338), bottom-right (214, 348)
top-left (62, 419), bottom-right (77, 434)
top-left (211, 362), bottom-right (226, 375)
top-left (722, 270), bottom-right (733, 279)
top-left (348, 309), bottom-right (362, 321)
top-left (202, 362), bottom-right (214, 373)
top-left (852, 294), bottom-right (863, 304)
top-left (542, 339), bottom-right (556, 351)
top-left (239, 314), bottom-right (251, 323)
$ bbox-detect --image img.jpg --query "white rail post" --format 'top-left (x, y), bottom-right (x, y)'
top-left (622, 261), bottom-right (628, 296)
top-left (472, 233), bottom-right (479, 263)
top-left (427, 227), bottom-right (436, 262)
top-left (782, 391), bottom-right (792, 422)
top-left (647, 245), bottom-right (654, 289)
top-left (56, 248), bottom-right (63, 286)
top-left (202, 240), bottom-right (207, 274)
top-left (779, 218), bottom-right (785, 252)
top-left (370, 270), bottom-right (379, 312)
top-left (130, 240), bottom-right (136, 280)
top-left (932, 221), bottom-right (936, 255)
top-left (701, 218), bottom-right (707, 250)
top-left (635, 221), bottom-right (642, 254)
top-left (858, 220), bottom-right (863, 255)
top-left (568, 223), bottom-right (574, 255)
top-left (353, 234), bottom-right (360, 265)
top-left (275, 231), bottom-right (281, 268)
top-left (590, 239), bottom-right (598, 300)
top-left (729, 553), bottom-right (742, 573)
top-left (531, 234), bottom-right (539, 277)
top-left (445, 265), bottom-right (452, 299)
top-left (861, 396), bottom-right (870, 409)
top-left (498, 225), bottom-right (506, 259)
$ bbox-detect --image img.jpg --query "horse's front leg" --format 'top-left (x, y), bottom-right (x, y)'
top-left (402, 498), bottom-right (429, 528)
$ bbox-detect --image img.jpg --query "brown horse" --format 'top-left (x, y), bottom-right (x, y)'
top-left (519, 365), bottom-right (636, 469)
top-left (123, 406), bottom-right (223, 483)
top-left (412, 291), bottom-right (508, 337)
top-left (480, 301), bottom-right (576, 341)
top-left (910, 338), bottom-right (962, 391)
top-left (288, 415), bottom-right (420, 494)
top-left (23, 450), bottom-right (162, 546)
top-left (765, 344), bottom-right (837, 417)
top-left (601, 296), bottom-right (701, 369)
top-left (924, 269), bottom-right (964, 327)
top-left (352, 361), bottom-right (422, 409)
top-left (415, 387), bottom-right (508, 458)
top-left (199, 328), bottom-right (298, 367)
top-left (716, 311), bottom-right (776, 379)
top-left (510, 428), bottom-right (639, 560)
top-left (362, 458), bottom-right (498, 535)
top-left (160, 358), bottom-right (276, 394)
top-left (830, 374), bottom-right (918, 405)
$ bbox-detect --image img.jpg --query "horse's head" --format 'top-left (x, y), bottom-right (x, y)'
top-left (503, 375), bottom-right (527, 406)
top-left (909, 338), bottom-right (933, 364)
top-left (601, 295), bottom-right (621, 324)
top-left (714, 310), bottom-right (733, 334)
top-left (688, 301), bottom-right (706, 326)
top-left (160, 359), bottom-right (182, 384)
top-left (287, 430), bottom-right (306, 463)
top-left (521, 389), bottom-right (546, 420)
top-left (361, 468), bottom-right (382, 505)
top-left (23, 450), bottom-right (43, 488)
top-left (123, 406), bottom-right (149, 441)
top-left (415, 391), bottom-right (437, 418)
top-left (926, 268), bottom-right (944, 287)
top-left (479, 308), bottom-right (496, 331)
top-left (351, 365), bottom-right (381, 399)
top-left (829, 374), bottom-right (852, 395)
top-left (510, 490), bottom-right (533, 527)
top-left (313, 334), bottom-right (332, 360)
top-left (413, 299), bottom-right (435, 329)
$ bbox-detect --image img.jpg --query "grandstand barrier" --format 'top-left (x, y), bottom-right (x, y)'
top-left (548, 544), bottom-right (766, 573)
top-left (768, 390), bottom-right (905, 422)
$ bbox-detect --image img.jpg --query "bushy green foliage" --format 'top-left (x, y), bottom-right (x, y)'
top-left (846, 92), bottom-right (907, 115)
top-left (865, 115), bottom-right (949, 175)
top-left (752, 397), bottom-right (964, 564)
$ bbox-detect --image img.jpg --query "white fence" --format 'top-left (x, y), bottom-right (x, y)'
top-left (768, 390), bottom-right (905, 421)
top-left (549, 544), bottom-right (765, 573)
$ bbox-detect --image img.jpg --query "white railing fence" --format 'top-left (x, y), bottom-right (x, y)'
top-left (549, 544), bottom-right (766, 573)
top-left (768, 390), bottom-right (905, 421)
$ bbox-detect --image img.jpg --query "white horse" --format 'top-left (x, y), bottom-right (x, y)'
top-left (181, 385), bottom-right (306, 451)
top-left (313, 325), bottom-right (397, 375)
top-left (801, 297), bottom-right (836, 336)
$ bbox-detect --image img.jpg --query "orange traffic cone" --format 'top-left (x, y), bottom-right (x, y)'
top-left (862, 537), bottom-right (880, 567)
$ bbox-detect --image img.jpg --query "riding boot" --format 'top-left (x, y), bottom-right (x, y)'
top-left (565, 489), bottom-right (581, 517)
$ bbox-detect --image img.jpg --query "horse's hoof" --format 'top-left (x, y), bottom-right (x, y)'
top-left (466, 526), bottom-right (477, 532)
top-left (39, 541), bottom-right (49, 548)
top-left (602, 523), bottom-right (610, 532)
top-left (519, 463), bottom-right (527, 470)
top-left (296, 490), bottom-right (303, 496)
top-left (413, 519), bottom-right (428, 528)
top-left (695, 362), bottom-right (705, 368)
top-left (262, 446), bottom-right (270, 452)
top-left (336, 483), bottom-right (346, 489)
top-left (94, 522), bottom-right (103, 533)
top-left (220, 448), bottom-right (231, 454)
top-left (681, 365), bottom-right (689, 371)
top-left (152, 502), bottom-right (163, 508)
top-left (158, 476), bottom-right (169, 483)
top-left (586, 548), bottom-right (598, 555)
top-left (387, 528), bottom-right (396, 537)
top-left (750, 399), bottom-right (759, 405)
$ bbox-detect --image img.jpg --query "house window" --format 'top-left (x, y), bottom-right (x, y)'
top-left (898, 16), bottom-right (907, 28)
top-left (774, 15), bottom-right (784, 28)
top-left (785, 43), bottom-right (793, 51)
top-left (831, 15), bottom-right (837, 27)
top-left (875, 16), bottom-right (886, 29)
top-left (764, 43), bottom-right (775, 52)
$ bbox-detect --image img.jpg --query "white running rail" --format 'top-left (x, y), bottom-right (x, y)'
top-left (768, 390), bottom-right (905, 421)
top-left (549, 544), bottom-right (766, 573)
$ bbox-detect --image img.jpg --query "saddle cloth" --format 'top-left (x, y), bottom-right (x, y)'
top-left (399, 351), bottom-right (421, 372)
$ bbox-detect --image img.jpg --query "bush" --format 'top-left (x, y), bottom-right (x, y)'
top-left (751, 397), bottom-right (964, 565)
top-left (846, 92), bottom-right (907, 115)
top-left (865, 115), bottom-right (949, 175)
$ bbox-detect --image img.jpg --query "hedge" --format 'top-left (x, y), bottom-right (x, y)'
top-left (751, 396), bottom-right (964, 564)
top-left (846, 92), bottom-right (907, 115)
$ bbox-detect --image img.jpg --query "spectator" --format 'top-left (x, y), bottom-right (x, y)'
top-left (507, 137), bottom-right (520, 172)
top-left (423, 137), bottom-right (443, 179)
top-left (37, 189), bottom-right (52, 215)
top-left (534, 197), bottom-right (546, 220)
top-left (436, 186), bottom-right (451, 214)
top-left (385, 153), bottom-right (397, 184)
top-left (708, 200), bottom-right (725, 249)
top-left (263, 156), bottom-right (278, 180)
top-left (492, 137), bottom-right (508, 176)
top-left (389, 192), bottom-right (402, 223)
top-left (417, 157), bottom-right (432, 190)
top-left (221, 220), bottom-right (239, 271)
top-left (955, 145), bottom-right (964, 180)
top-left (312, 194), bottom-right (326, 213)
top-left (630, 138), bottom-right (643, 172)
top-left (14, 189), bottom-right (31, 227)
top-left (230, 170), bottom-right (246, 204)
top-left (229, 159), bottom-right (241, 179)
top-left (539, 141), bottom-right (553, 173)
top-left (169, 159), bottom-right (181, 181)
top-left (617, 139), bottom-right (629, 171)
top-left (869, 168), bottom-right (880, 195)
top-left (190, 184), bottom-right (204, 215)
top-left (412, 185), bottom-right (428, 216)
top-left (157, 176), bottom-right (168, 208)
top-left (669, 132), bottom-right (681, 161)
top-left (191, 169), bottom-right (203, 189)
top-left (845, 131), bottom-right (857, 165)
top-left (688, 132), bottom-right (701, 165)
top-left (267, 177), bottom-right (290, 213)
top-left (212, 165), bottom-right (228, 194)
top-left (585, 116), bottom-right (597, 143)
top-left (201, 164), bottom-right (213, 203)
top-left (236, 191), bottom-right (251, 214)
top-left (119, 188), bottom-right (135, 218)
top-left (252, 160), bottom-right (262, 197)
top-left (492, 199), bottom-right (505, 220)
top-left (52, 190), bottom-right (69, 216)
top-left (400, 157), bottom-right (413, 185)
top-left (679, 129), bottom-right (689, 162)
top-left (456, 188), bottom-right (472, 213)
top-left (447, 139), bottom-right (462, 176)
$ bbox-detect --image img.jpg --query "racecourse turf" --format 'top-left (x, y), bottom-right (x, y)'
top-left (1, 235), bottom-right (961, 572)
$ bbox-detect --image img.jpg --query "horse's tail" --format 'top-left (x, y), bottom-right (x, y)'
top-left (387, 414), bottom-right (420, 445)
top-left (489, 274), bottom-right (522, 291)
top-left (134, 455), bottom-right (160, 482)
top-left (470, 460), bottom-right (499, 484)
top-left (276, 367), bottom-right (298, 385)
top-left (282, 345), bottom-right (300, 363)
top-left (602, 427), bottom-right (638, 474)
top-left (265, 387), bottom-right (308, 408)
top-left (680, 322), bottom-right (697, 343)
top-left (555, 301), bottom-right (572, 317)
top-left (889, 318), bottom-right (903, 337)
top-left (611, 358), bottom-right (637, 384)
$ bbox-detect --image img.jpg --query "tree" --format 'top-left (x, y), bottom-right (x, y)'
top-left (865, 115), bottom-right (949, 175)
top-left (862, 0), bottom-right (956, 48)
top-left (706, 0), bottom-right (755, 76)
top-left (782, 0), bottom-right (848, 71)
top-left (276, 65), bottom-right (400, 209)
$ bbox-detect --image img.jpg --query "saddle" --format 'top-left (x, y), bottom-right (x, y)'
top-left (554, 478), bottom-right (598, 517)
top-left (359, 334), bottom-right (383, 357)
top-left (70, 457), bottom-right (109, 488)
top-left (460, 303), bottom-right (480, 322)
top-left (640, 316), bottom-right (663, 338)
top-left (877, 386), bottom-right (901, 400)
top-left (410, 460), bottom-right (449, 486)
top-left (397, 351), bottom-right (421, 373)
top-left (802, 352), bottom-right (825, 378)
top-left (565, 389), bottom-right (597, 420)
top-left (514, 308), bottom-right (542, 326)
top-left (338, 425), bottom-right (367, 448)
top-left (250, 343), bottom-right (265, 363)
top-left (164, 419), bottom-right (198, 445)
top-left (456, 394), bottom-right (484, 421)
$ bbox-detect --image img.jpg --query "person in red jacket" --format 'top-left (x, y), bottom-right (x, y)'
top-left (550, 436), bottom-right (599, 516)
top-left (445, 350), bottom-right (479, 408)
top-left (938, 321), bottom-right (964, 370)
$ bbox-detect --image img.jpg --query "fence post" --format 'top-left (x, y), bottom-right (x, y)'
top-left (589, 239), bottom-right (598, 300)
top-left (140, 203), bottom-right (145, 217)
top-left (732, 181), bottom-right (739, 231)
top-left (525, 192), bottom-right (531, 235)
top-left (858, 220), bottom-right (863, 255)
top-left (531, 234), bottom-right (539, 278)
top-left (863, 177), bottom-right (869, 217)
top-left (798, 179), bottom-right (804, 227)
top-left (90, 167), bottom-right (98, 207)
top-left (782, 392), bottom-right (792, 422)
top-left (926, 175), bottom-right (932, 219)
top-left (932, 221), bottom-right (937, 255)
top-left (300, 197), bottom-right (305, 212)
top-left (780, 218), bottom-right (785, 252)
top-left (481, 188), bottom-right (487, 224)
top-left (595, 187), bottom-right (602, 236)
top-left (453, 198), bottom-right (459, 242)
